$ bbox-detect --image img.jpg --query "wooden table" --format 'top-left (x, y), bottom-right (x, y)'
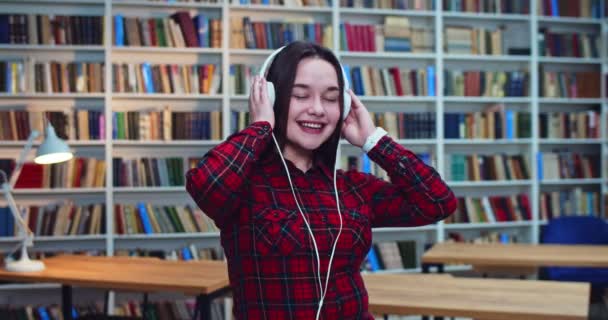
top-left (363, 273), bottom-right (590, 320)
top-left (422, 242), bottom-right (608, 272)
top-left (0, 255), bottom-right (230, 320)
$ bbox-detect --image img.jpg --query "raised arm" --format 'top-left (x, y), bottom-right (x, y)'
top-left (346, 135), bottom-right (457, 228)
top-left (186, 121), bottom-right (272, 228)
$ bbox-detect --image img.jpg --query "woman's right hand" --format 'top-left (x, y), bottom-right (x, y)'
top-left (249, 75), bottom-right (275, 128)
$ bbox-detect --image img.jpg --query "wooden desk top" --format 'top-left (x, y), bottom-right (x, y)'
top-left (0, 255), bottom-right (229, 295)
top-left (363, 273), bottom-right (589, 320)
top-left (422, 242), bottom-right (608, 267)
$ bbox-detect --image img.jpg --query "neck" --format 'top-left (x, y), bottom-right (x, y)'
top-left (283, 148), bottom-right (313, 173)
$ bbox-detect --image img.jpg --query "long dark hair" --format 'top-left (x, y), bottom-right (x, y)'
top-left (265, 41), bottom-right (346, 170)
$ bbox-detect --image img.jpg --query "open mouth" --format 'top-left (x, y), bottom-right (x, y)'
top-left (298, 121), bottom-right (325, 132)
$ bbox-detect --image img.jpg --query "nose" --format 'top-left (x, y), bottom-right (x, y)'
top-left (308, 95), bottom-right (325, 116)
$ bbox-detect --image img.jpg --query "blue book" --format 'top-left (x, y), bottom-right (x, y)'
top-left (37, 307), bottom-right (50, 320)
top-left (137, 203), bottom-right (154, 234)
top-left (426, 66), bottom-right (436, 96)
top-left (307, 23), bottom-right (315, 43)
top-left (505, 110), bottom-right (515, 139)
top-left (342, 64), bottom-right (352, 89)
top-left (366, 247), bottom-right (381, 271)
top-left (5, 62), bottom-right (12, 93)
top-left (112, 113), bottom-right (118, 139)
top-left (0, 207), bottom-right (8, 237)
top-left (114, 15), bottom-right (124, 46)
top-left (265, 23), bottom-right (274, 49)
top-left (361, 154), bottom-right (371, 174)
top-left (181, 247), bottom-right (193, 260)
top-left (551, 0), bottom-right (559, 16)
top-left (193, 14), bottom-right (209, 48)
top-left (537, 152), bottom-right (543, 180)
top-left (0, 15), bottom-right (9, 43)
top-left (352, 67), bottom-right (363, 95)
top-left (141, 63), bottom-right (155, 94)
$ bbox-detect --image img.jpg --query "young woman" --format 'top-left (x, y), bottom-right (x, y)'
top-left (186, 41), bottom-right (457, 319)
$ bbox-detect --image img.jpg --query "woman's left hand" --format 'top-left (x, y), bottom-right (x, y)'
top-left (342, 90), bottom-right (377, 148)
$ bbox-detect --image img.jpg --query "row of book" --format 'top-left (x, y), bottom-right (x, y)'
top-left (0, 203), bottom-right (105, 237)
top-left (448, 194), bottom-right (532, 224)
top-left (230, 17), bottom-right (331, 49)
top-left (443, 0), bottom-right (529, 13)
top-left (112, 157), bottom-right (185, 187)
top-left (347, 65), bottom-right (436, 97)
top-left (340, 18), bottom-right (434, 53)
top-left (0, 14), bottom-right (103, 45)
top-left (537, 152), bottom-right (599, 180)
top-left (236, 0), bottom-right (330, 5)
top-left (444, 108), bottom-right (532, 139)
top-left (34, 61), bottom-right (105, 94)
top-left (540, 188), bottom-right (601, 220)
top-left (371, 111), bottom-right (436, 139)
top-left (541, 71), bottom-right (601, 99)
top-left (537, 0), bottom-right (603, 18)
top-left (539, 111), bottom-right (600, 139)
top-left (539, 29), bottom-right (600, 58)
top-left (115, 245), bottom-right (225, 262)
top-left (3, 158), bottom-right (106, 189)
top-left (341, 0), bottom-right (434, 10)
top-left (447, 154), bottom-right (531, 181)
top-left (113, 63), bottom-right (221, 95)
top-left (444, 26), bottom-right (504, 55)
top-left (112, 110), bottom-right (222, 141)
top-left (113, 13), bottom-right (222, 48)
top-left (0, 303), bottom-right (105, 320)
top-left (447, 231), bottom-right (519, 243)
top-left (0, 109), bottom-right (104, 141)
top-left (114, 203), bottom-right (219, 235)
top-left (362, 240), bottom-right (417, 272)
top-left (444, 70), bottom-right (529, 97)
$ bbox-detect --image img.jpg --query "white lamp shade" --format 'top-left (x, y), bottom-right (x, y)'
top-left (34, 124), bottom-right (73, 165)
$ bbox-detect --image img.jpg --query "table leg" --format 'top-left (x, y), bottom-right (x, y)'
top-left (62, 285), bottom-right (73, 320)
top-left (142, 293), bottom-right (150, 320)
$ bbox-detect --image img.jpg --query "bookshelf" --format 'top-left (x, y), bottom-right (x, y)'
top-left (0, 0), bottom-right (607, 315)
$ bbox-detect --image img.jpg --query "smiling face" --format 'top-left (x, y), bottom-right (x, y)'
top-left (283, 57), bottom-right (341, 162)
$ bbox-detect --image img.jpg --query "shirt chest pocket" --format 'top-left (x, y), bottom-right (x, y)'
top-left (253, 208), bottom-right (305, 255)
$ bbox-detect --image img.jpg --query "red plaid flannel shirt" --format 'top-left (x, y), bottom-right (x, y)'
top-left (186, 121), bottom-right (456, 319)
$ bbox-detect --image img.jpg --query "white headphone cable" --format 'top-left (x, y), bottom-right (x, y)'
top-left (270, 133), bottom-right (343, 320)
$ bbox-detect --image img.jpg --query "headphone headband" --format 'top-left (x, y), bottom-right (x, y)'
top-left (258, 46), bottom-right (350, 91)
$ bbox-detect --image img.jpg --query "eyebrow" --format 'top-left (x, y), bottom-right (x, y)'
top-left (293, 83), bottom-right (340, 92)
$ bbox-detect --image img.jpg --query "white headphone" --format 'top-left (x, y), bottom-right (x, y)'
top-left (257, 45), bottom-right (346, 320)
top-left (258, 45), bottom-right (352, 120)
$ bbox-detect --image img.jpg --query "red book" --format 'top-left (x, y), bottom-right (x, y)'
top-left (390, 67), bottom-right (403, 96)
top-left (148, 19), bottom-right (157, 47)
top-left (170, 11), bottom-right (199, 47)
top-left (14, 163), bottom-right (44, 189)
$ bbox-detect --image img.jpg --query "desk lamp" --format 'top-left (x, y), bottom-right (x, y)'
top-left (0, 123), bottom-right (73, 272)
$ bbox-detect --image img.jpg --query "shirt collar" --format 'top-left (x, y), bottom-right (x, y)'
top-left (260, 149), bottom-right (335, 180)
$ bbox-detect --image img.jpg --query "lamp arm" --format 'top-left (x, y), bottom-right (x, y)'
top-left (1, 181), bottom-right (34, 245)
top-left (9, 130), bottom-right (40, 188)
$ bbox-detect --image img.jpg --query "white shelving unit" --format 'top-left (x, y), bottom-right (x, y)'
top-left (0, 0), bottom-right (606, 312)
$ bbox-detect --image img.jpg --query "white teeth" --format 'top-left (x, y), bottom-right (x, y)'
top-left (300, 122), bottom-right (322, 129)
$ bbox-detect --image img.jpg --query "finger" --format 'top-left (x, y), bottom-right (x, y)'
top-left (261, 78), bottom-right (269, 105)
top-left (257, 77), bottom-right (265, 104)
top-left (348, 89), bottom-right (363, 109)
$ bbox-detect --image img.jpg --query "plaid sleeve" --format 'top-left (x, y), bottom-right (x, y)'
top-left (358, 135), bottom-right (457, 228)
top-left (185, 121), bottom-right (273, 228)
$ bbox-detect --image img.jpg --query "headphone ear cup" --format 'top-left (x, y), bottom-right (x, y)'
top-left (342, 90), bottom-right (351, 120)
top-left (266, 81), bottom-right (276, 107)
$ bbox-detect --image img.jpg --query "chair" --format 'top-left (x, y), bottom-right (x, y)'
top-left (540, 216), bottom-right (608, 302)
